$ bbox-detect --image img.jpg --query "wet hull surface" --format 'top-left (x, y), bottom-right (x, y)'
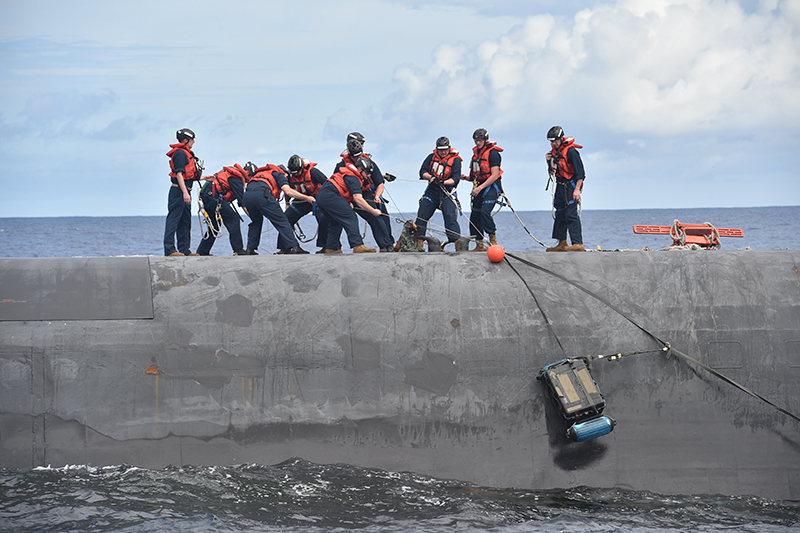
top-left (1, 251), bottom-right (799, 499)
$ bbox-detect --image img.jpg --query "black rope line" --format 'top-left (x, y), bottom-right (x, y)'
top-left (503, 251), bottom-right (800, 424)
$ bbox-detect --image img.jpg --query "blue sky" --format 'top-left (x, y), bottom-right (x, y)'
top-left (1, 0), bottom-right (798, 217)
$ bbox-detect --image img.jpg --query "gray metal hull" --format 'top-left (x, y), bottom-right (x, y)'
top-left (1, 251), bottom-right (799, 499)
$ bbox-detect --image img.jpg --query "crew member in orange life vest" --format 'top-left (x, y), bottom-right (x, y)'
top-left (332, 134), bottom-right (394, 252)
top-left (242, 164), bottom-right (313, 254)
top-left (196, 162), bottom-right (256, 256)
top-left (278, 155), bottom-right (329, 253)
top-left (164, 128), bottom-right (204, 256)
top-left (464, 128), bottom-right (502, 252)
top-left (545, 125), bottom-right (585, 252)
top-left (315, 157), bottom-right (381, 253)
top-left (415, 136), bottom-right (462, 250)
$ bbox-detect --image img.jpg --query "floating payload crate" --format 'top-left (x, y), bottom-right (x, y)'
top-left (538, 358), bottom-right (615, 441)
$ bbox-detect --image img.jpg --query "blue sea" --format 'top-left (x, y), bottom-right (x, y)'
top-left (1, 207), bottom-right (799, 532)
top-left (0, 206), bottom-right (798, 257)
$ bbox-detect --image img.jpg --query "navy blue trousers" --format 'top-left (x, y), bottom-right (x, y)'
top-left (196, 188), bottom-right (244, 255)
top-left (469, 184), bottom-right (498, 240)
top-left (415, 186), bottom-right (461, 243)
top-left (378, 199), bottom-right (394, 242)
top-left (163, 182), bottom-right (193, 255)
top-left (552, 180), bottom-right (583, 244)
top-left (315, 184), bottom-right (364, 250)
top-left (242, 182), bottom-right (299, 252)
top-left (277, 201), bottom-right (328, 250)
top-left (357, 192), bottom-right (393, 249)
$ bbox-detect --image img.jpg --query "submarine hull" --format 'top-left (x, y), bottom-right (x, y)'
top-left (1, 251), bottom-right (799, 499)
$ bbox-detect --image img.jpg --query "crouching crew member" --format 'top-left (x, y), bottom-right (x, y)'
top-left (243, 164), bottom-right (312, 255)
top-left (280, 155), bottom-right (329, 254)
top-left (465, 128), bottom-right (502, 252)
top-left (415, 136), bottom-right (462, 250)
top-left (546, 125), bottom-right (585, 252)
top-left (164, 128), bottom-right (203, 256)
top-left (333, 137), bottom-right (394, 252)
top-left (316, 157), bottom-right (381, 253)
top-left (196, 162), bottom-right (256, 256)
top-left (349, 132), bottom-right (395, 247)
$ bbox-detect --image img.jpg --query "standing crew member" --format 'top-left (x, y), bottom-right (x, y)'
top-left (242, 163), bottom-right (312, 255)
top-left (545, 126), bottom-right (585, 252)
top-left (332, 138), bottom-right (393, 251)
top-left (464, 128), bottom-right (502, 252)
top-left (316, 157), bottom-right (381, 253)
top-left (415, 136), bottom-right (462, 250)
top-left (280, 155), bottom-right (329, 254)
top-left (196, 162), bottom-right (256, 256)
top-left (164, 128), bottom-right (203, 256)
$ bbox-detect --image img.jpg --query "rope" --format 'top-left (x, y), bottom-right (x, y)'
top-left (496, 193), bottom-right (546, 247)
top-left (503, 256), bottom-right (567, 357)
top-left (503, 252), bottom-right (800, 424)
top-left (197, 194), bottom-right (224, 241)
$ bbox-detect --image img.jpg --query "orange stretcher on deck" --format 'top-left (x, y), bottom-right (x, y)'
top-left (633, 220), bottom-right (744, 249)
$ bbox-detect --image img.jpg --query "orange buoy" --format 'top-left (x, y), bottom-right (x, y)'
top-left (487, 245), bottom-right (505, 263)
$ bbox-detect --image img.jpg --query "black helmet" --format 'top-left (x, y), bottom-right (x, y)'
top-left (287, 154), bottom-right (303, 174)
top-left (354, 156), bottom-right (373, 174)
top-left (472, 128), bottom-right (488, 141)
top-left (436, 136), bottom-right (450, 149)
top-left (277, 164), bottom-right (290, 175)
top-left (347, 131), bottom-right (365, 144)
top-left (347, 139), bottom-right (364, 158)
top-left (176, 128), bottom-right (195, 142)
top-left (243, 162), bottom-right (257, 176)
top-left (547, 126), bottom-right (564, 142)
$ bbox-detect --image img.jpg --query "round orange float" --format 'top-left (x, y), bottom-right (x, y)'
top-left (487, 244), bottom-right (505, 263)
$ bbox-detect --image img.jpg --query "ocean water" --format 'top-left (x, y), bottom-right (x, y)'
top-left (0, 206), bottom-right (798, 257)
top-left (1, 460), bottom-right (798, 533)
top-left (1, 206), bottom-right (799, 532)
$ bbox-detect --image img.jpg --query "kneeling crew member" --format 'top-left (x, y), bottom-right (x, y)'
top-left (415, 136), bottom-right (462, 250)
top-left (243, 164), bottom-right (313, 254)
top-left (333, 137), bottom-right (394, 252)
top-left (546, 125), bottom-right (585, 252)
top-left (196, 162), bottom-right (256, 256)
top-left (280, 154), bottom-right (329, 253)
top-left (316, 157), bottom-right (381, 253)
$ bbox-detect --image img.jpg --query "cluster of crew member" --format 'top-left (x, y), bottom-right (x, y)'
top-left (163, 127), bottom-right (586, 256)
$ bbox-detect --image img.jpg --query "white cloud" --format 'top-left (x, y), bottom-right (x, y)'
top-left (381, 0), bottom-right (800, 137)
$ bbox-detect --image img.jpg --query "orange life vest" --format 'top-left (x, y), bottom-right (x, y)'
top-left (469, 142), bottom-right (503, 182)
top-left (251, 164), bottom-right (285, 199)
top-left (212, 164), bottom-right (250, 203)
top-left (328, 164), bottom-right (367, 203)
top-left (550, 137), bottom-right (583, 182)
top-left (288, 159), bottom-right (321, 197)
top-left (167, 143), bottom-right (200, 182)
top-left (338, 151), bottom-right (374, 192)
top-left (429, 148), bottom-right (462, 180)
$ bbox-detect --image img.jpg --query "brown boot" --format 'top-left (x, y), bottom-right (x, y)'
top-left (546, 240), bottom-right (568, 252)
top-left (353, 244), bottom-right (376, 253)
top-left (470, 241), bottom-right (486, 252)
top-left (416, 238), bottom-right (425, 252)
top-left (488, 234), bottom-right (498, 247)
top-left (567, 243), bottom-right (585, 252)
top-left (324, 248), bottom-right (343, 254)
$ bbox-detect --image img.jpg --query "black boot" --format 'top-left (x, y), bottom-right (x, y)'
top-left (233, 249), bottom-right (247, 255)
top-left (288, 246), bottom-right (310, 254)
top-left (246, 248), bottom-right (259, 255)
